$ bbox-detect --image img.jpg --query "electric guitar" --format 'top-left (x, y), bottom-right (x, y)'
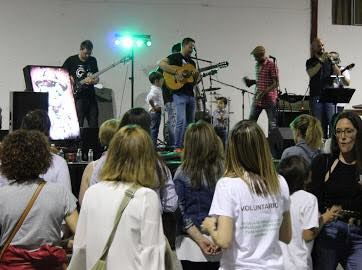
top-left (163, 61), bottom-right (229, 91)
top-left (73, 56), bottom-right (131, 97)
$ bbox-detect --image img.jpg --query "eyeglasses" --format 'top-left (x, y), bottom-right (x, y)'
top-left (334, 128), bottom-right (356, 137)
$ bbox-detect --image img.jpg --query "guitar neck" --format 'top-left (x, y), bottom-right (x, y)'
top-left (198, 63), bottom-right (224, 73)
top-left (79, 58), bottom-right (129, 85)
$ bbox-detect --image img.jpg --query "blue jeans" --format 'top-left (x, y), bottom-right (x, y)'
top-left (249, 102), bottom-right (277, 134)
top-left (214, 126), bottom-right (227, 147)
top-left (310, 97), bottom-right (336, 138)
top-left (164, 102), bottom-right (176, 148)
top-left (173, 94), bottom-right (195, 148)
top-left (313, 220), bottom-right (362, 270)
top-left (150, 111), bottom-right (161, 147)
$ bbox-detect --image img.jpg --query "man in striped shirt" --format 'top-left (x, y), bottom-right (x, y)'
top-left (244, 45), bottom-right (279, 134)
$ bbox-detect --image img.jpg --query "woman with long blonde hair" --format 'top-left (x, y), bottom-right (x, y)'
top-left (281, 114), bottom-right (323, 164)
top-left (202, 120), bottom-right (291, 269)
top-left (174, 120), bottom-right (224, 270)
top-left (69, 125), bottom-right (165, 270)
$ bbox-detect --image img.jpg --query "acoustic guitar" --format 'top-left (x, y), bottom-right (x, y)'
top-left (164, 61), bottom-right (228, 91)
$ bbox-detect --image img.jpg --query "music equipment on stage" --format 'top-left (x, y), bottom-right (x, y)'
top-left (10, 91), bottom-right (48, 131)
top-left (204, 87), bottom-right (221, 92)
top-left (73, 56), bottom-right (131, 97)
top-left (279, 93), bottom-right (310, 103)
top-left (320, 88), bottom-right (355, 112)
top-left (243, 76), bottom-right (256, 88)
top-left (268, 127), bottom-right (294, 159)
top-left (340, 63), bottom-right (355, 74)
top-left (163, 61), bottom-right (229, 91)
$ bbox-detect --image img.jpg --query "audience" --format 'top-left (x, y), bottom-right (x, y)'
top-left (0, 130), bottom-right (78, 269)
top-left (78, 118), bottom-right (120, 205)
top-left (281, 114), bottom-right (323, 164)
top-left (311, 111), bottom-right (362, 269)
top-left (174, 120), bottom-right (224, 270)
top-left (278, 155), bottom-right (338, 270)
top-left (202, 120), bottom-right (291, 269)
top-left (0, 109), bottom-right (72, 191)
top-left (69, 125), bottom-right (165, 270)
top-left (89, 108), bottom-right (178, 213)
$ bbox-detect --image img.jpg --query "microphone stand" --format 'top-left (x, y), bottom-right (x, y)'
top-left (193, 48), bottom-right (212, 116)
top-left (211, 78), bottom-right (254, 120)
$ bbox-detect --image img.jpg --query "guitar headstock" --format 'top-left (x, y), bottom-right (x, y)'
top-left (216, 61), bottom-right (229, 69)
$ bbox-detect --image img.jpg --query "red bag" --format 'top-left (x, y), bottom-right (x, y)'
top-left (0, 245), bottom-right (67, 270)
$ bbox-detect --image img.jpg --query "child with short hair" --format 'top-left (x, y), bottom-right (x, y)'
top-left (212, 97), bottom-right (228, 146)
top-left (278, 155), bottom-right (339, 270)
top-left (146, 71), bottom-right (164, 146)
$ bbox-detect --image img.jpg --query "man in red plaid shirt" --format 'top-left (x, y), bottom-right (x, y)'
top-left (244, 45), bottom-right (279, 134)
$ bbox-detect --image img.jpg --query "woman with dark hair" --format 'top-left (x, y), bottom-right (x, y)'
top-left (278, 156), bottom-right (338, 270)
top-left (311, 111), bottom-right (362, 269)
top-left (281, 114), bottom-right (323, 164)
top-left (0, 130), bottom-right (78, 269)
top-left (69, 126), bottom-right (165, 270)
top-left (0, 109), bottom-right (72, 191)
top-left (202, 120), bottom-right (291, 269)
top-left (174, 120), bottom-right (224, 270)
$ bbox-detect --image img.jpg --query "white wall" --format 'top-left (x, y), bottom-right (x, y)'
top-left (318, 0), bottom-right (362, 108)
top-left (0, 0), bottom-right (311, 131)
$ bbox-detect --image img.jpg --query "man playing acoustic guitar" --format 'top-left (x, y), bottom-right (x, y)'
top-left (159, 37), bottom-right (199, 151)
top-left (63, 40), bottom-right (99, 128)
top-left (244, 45), bottom-right (279, 135)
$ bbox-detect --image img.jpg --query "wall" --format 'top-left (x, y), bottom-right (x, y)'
top-left (318, 0), bottom-right (362, 108)
top-left (0, 0), bottom-right (311, 131)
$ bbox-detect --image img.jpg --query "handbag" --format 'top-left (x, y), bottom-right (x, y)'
top-left (90, 184), bottom-right (141, 270)
top-left (0, 181), bottom-right (46, 261)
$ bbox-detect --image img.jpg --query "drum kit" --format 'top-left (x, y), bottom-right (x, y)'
top-left (195, 86), bottom-right (233, 130)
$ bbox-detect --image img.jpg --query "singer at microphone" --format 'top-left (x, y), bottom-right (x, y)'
top-left (247, 45), bottom-right (279, 136)
top-left (269, 55), bottom-right (276, 61)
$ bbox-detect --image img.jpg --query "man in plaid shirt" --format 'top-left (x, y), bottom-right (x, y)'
top-left (244, 45), bottom-right (279, 134)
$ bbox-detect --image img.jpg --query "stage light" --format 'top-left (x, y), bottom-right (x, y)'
top-left (114, 33), bottom-right (151, 49)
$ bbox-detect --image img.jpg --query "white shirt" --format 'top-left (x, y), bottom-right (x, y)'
top-left (69, 181), bottom-right (165, 270)
top-left (280, 190), bottom-right (319, 270)
top-left (0, 153), bottom-right (71, 192)
top-left (146, 85), bottom-right (164, 111)
top-left (41, 153), bottom-right (72, 191)
top-left (209, 175), bottom-right (290, 270)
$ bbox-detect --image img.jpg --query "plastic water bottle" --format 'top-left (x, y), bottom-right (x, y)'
top-left (76, 148), bottom-right (82, 162)
top-left (58, 148), bottom-right (65, 159)
top-left (88, 149), bottom-right (94, 162)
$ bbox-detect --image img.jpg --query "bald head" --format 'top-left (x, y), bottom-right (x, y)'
top-left (311, 38), bottom-right (325, 56)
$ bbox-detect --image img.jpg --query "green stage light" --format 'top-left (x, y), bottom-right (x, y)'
top-left (114, 34), bottom-right (151, 49)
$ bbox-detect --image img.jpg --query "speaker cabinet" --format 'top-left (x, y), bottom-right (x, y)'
top-left (268, 127), bottom-right (294, 159)
top-left (9, 91), bottom-right (48, 131)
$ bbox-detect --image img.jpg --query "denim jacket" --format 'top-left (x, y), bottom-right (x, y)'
top-left (173, 166), bottom-right (216, 234)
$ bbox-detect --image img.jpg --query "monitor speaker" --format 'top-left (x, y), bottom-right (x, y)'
top-left (9, 91), bottom-right (48, 131)
top-left (268, 127), bottom-right (294, 159)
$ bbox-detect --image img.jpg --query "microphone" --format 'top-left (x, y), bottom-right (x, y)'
top-left (269, 55), bottom-right (276, 61)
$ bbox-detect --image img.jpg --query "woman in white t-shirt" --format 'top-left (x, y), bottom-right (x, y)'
top-left (202, 120), bottom-right (292, 270)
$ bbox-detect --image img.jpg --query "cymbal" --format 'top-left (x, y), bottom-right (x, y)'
top-left (204, 87), bottom-right (221, 92)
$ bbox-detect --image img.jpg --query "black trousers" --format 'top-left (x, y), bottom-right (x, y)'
top-left (75, 98), bottom-right (98, 128)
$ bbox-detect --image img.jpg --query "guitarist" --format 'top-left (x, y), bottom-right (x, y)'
top-left (159, 37), bottom-right (198, 152)
top-left (244, 45), bottom-right (279, 135)
top-left (63, 40), bottom-right (99, 128)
